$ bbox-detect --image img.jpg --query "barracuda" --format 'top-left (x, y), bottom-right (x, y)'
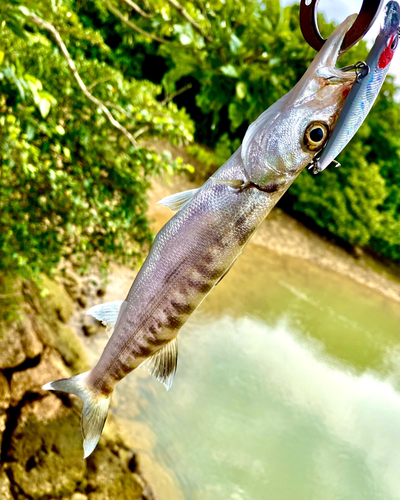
top-left (44, 14), bottom-right (361, 458)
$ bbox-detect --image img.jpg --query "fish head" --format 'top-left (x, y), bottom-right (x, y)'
top-left (241, 14), bottom-right (358, 188)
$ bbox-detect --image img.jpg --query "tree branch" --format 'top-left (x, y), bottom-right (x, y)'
top-left (28, 13), bottom-right (138, 148)
top-left (132, 125), bottom-right (150, 139)
top-left (165, 0), bottom-right (213, 43)
top-left (86, 75), bottom-right (115, 91)
top-left (120, 0), bottom-right (153, 18)
top-left (161, 83), bottom-right (192, 105)
top-left (104, 0), bottom-right (169, 44)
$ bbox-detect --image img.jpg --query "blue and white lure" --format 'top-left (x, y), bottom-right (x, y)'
top-left (311, 0), bottom-right (400, 174)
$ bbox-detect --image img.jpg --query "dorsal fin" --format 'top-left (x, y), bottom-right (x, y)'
top-left (140, 338), bottom-right (178, 390)
top-left (86, 300), bottom-right (127, 338)
top-left (157, 188), bottom-right (199, 212)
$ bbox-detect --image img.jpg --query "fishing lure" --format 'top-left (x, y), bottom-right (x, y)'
top-left (310, 1), bottom-right (400, 174)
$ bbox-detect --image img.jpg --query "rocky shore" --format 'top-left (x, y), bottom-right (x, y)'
top-left (0, 272), bottom-right (153, 500)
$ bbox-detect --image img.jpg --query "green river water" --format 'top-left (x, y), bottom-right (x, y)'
top-left (83, 243), bottom-right (400, 500)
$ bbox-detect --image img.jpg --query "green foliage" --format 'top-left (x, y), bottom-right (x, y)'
top-left (0, 0), bottom-right (194, 279)
top-left (1, 0), bottom-right (399, 271)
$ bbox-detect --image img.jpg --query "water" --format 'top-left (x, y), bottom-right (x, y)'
top-left (85, 243), bottom-right (400, 500)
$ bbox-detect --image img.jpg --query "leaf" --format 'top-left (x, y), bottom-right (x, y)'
top-left (220, 65), bottom-right (239, 78)
top-left (229, 34), bottom-right (242, 54)
top-left (236, 82), bottom-right (246, 99)
top-left (56, 125), bottom-right (65, 135)
top-left (26, 124), bottom-right (35, 140)
top-left (39, 98), bottom-right (51, 118)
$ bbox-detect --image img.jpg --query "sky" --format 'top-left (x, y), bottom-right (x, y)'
top-left (281, 0), bottom-right (400, 89)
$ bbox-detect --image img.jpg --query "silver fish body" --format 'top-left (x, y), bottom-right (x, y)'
top-left (43, 14), bottom-right (360, 458)
top-left (315, 1), bottom-right (400, 173)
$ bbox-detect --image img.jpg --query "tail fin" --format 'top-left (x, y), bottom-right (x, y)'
top-left (43, 372), bottom-right (111, 458)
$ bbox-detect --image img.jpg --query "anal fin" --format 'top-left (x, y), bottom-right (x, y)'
top-left (140, 338), bottom-right (178, 391)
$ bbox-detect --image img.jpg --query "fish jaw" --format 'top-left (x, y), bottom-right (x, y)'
top-left (241, 14), bottom-right (357, 188)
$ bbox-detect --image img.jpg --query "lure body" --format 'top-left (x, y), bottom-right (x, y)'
top-left (314, 1), bottom-right (400, 173)
top-left (44, 15), bottom-right (361, 458)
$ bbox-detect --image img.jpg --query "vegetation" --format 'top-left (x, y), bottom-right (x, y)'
top-left (0, 0), bottom-right (194, 279)
top-left (1, 0), bottom-right (399, 283)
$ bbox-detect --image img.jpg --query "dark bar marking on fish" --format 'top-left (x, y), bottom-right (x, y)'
top-left (147, 335), bottom-right (169, 347)
top-left (212, 233), bottom-right (228, 249)
top-left (238, 229), bottom-right (251, 247)
top-left (195, 263), bottom-right (211, 278)
top-left (133, 342), bottom-right (153, 358)
top-left (186, 278), bottom-right (213, 294)
top-left (202, 252), bottom-right (214, 265)
top-left (166, 314), bottom-right (184, 329)
top-left (148, 325), bottom-right (158, 335)
top-left (170, 300), bottom-right (195, 315)
top-left (235, 214), bottom-right (247, 228)
top-left (209, 267), bottom-right (226, 281)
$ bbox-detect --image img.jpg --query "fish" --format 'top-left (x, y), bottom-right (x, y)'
top-left (312, 0), bottom-right (400, 173)
top-left (43, 14), bottom-right (360, 458)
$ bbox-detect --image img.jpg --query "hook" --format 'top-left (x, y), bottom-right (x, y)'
top-left (299, 0), bottom-right (385, 55)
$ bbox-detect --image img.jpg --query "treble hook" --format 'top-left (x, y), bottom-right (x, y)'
top-left (299, 0), bottom-right (385, 55)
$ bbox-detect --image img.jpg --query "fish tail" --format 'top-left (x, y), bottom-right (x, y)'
top-left (43, 372), bottom-right (112, 458)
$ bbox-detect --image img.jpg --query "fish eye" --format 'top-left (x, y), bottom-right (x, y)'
top-left (390, 35), bottom-right (398, 50)
top-left (303, 122), bottom-right (329, 151)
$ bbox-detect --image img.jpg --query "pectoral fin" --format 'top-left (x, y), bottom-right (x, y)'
top-left (140, 338), bottom-right (178, 390)
top-left (86, 300), bottom-right (127, 337)
top-left (157, 188), bottom-right (199, 211)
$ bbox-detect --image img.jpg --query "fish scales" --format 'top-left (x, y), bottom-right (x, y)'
top-left (87, 148), bottom-right (281, 395)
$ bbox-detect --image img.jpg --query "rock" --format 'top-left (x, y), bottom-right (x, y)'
top-left (40, 274), bottom-right (75, 323)
top-left (8, 394), bottom-right (87, 498)
top-left (78, 295), bottom-right (88, 308)
top-left (62, 267), bottom-right (83, 301)
top-left (0, 323), bottom-right (26, 369)
top-left (0, 412), bottom-right (7, 450)
top-left (19, 315), bottom-right (43, 359)
top-left (10, 349), bottom-right (70, 406)
top-left (86, 445), bottom-right (143, 500)
top-left (82, 315), bottom-right (100, 337)
top-left (71, 494), bottom-right (89, 500)
top-left (0, 372), bottom-right (11, 410)
top-left (0, 468), bottom-right (13, 500)
top-left (30, 317), bottom-right (88, 375)
top-left (82, 275), bottom-right (102, 298)
top-left (56, 324), bottom-right (88, 374)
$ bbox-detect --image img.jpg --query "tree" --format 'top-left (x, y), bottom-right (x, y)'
top-left (0, 0), bottom-right (194, 279)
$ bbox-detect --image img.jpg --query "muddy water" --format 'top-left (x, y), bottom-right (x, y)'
top-left (81, 239), bottom-right (400, 500)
